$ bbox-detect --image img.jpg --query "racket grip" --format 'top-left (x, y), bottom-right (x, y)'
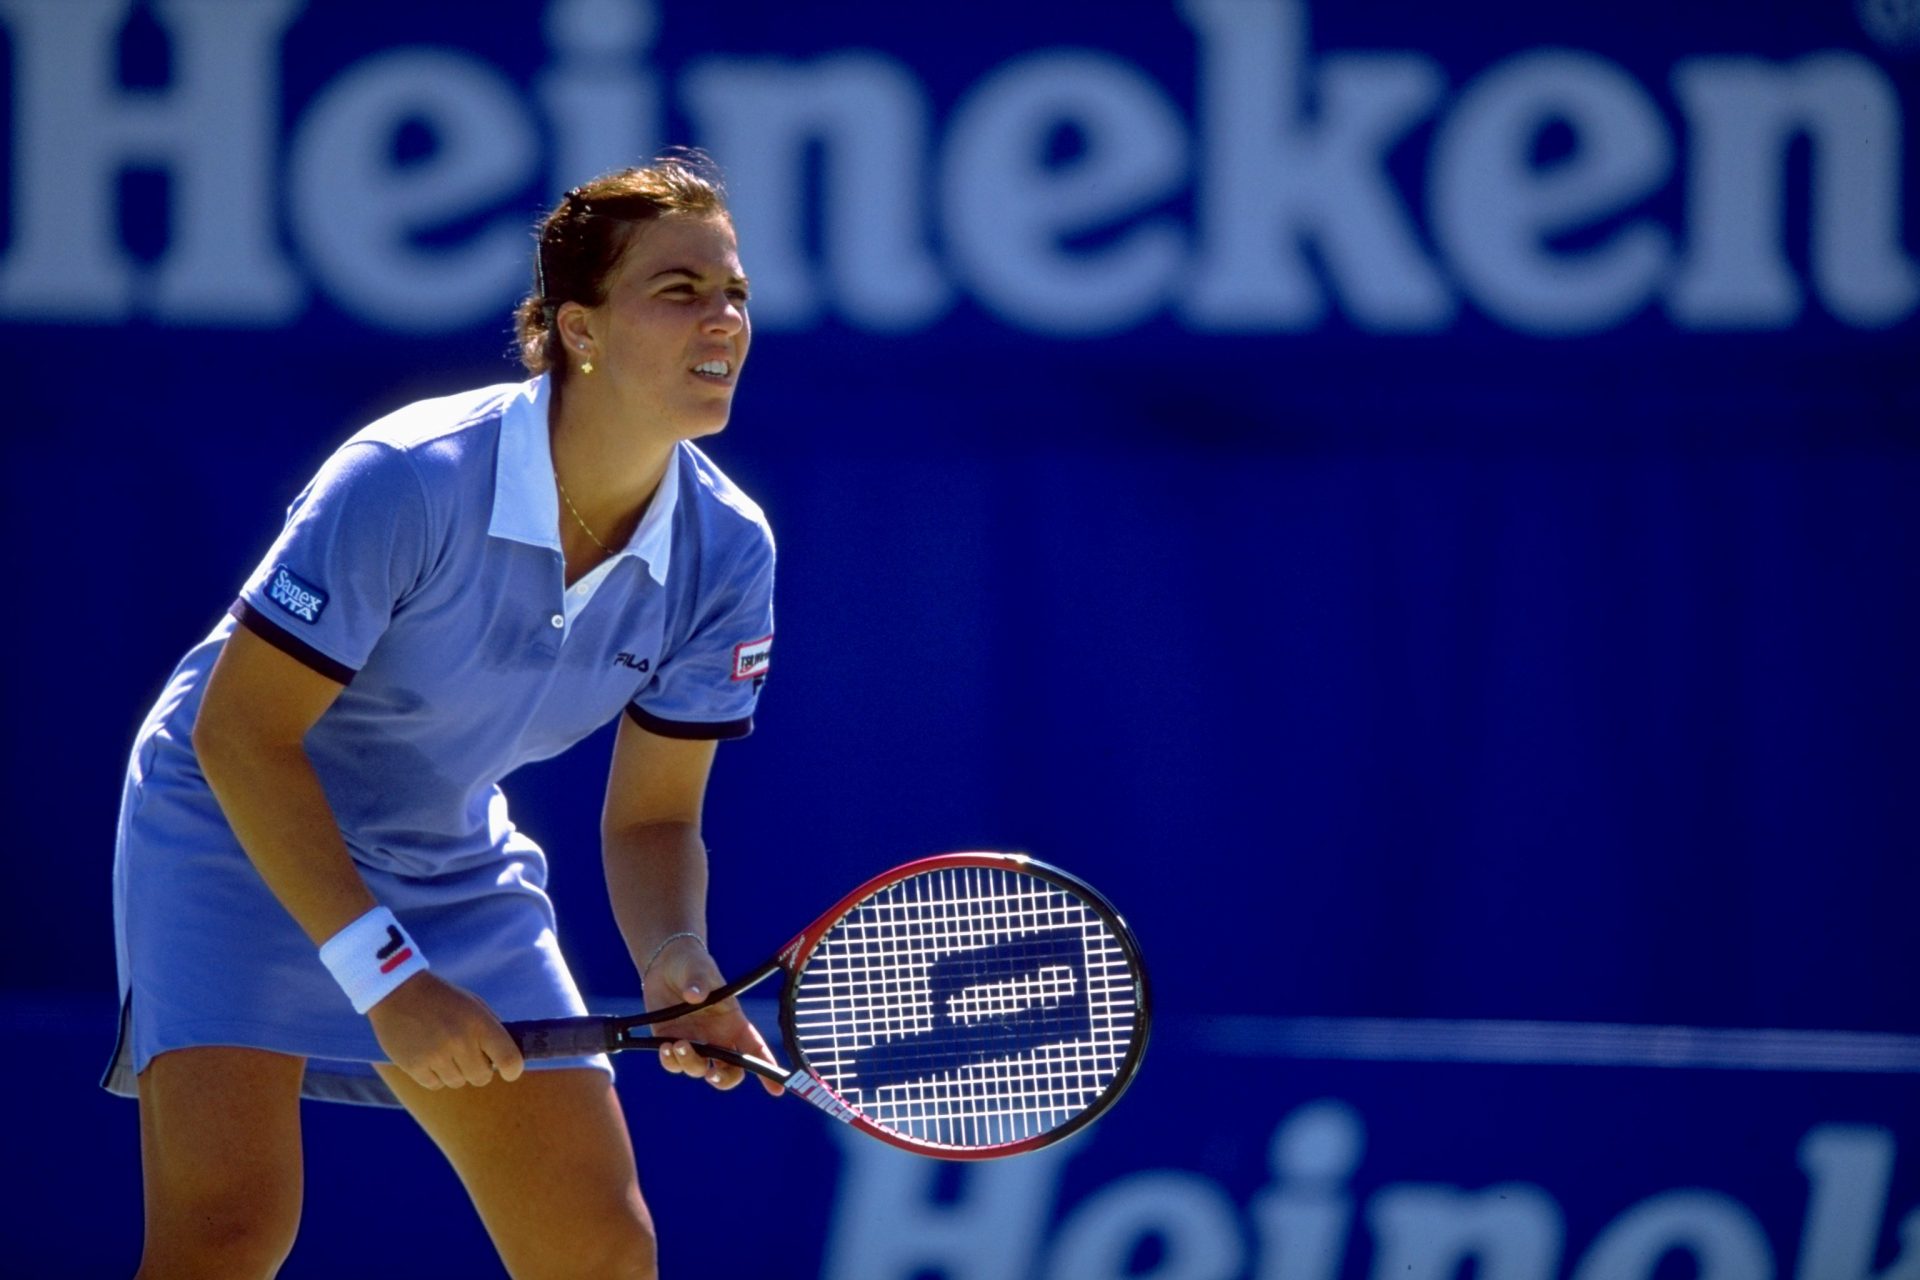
top-left (505, 1017), bottom-right (617, 1060)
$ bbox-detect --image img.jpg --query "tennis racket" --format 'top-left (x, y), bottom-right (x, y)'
top-left (505, 851), bottom-right (1150, 1160)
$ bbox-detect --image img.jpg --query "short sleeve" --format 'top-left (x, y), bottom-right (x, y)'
top-left (627, 531), bottom-right (775, 740)
top-left (231, 441), bottom-right (432, 683)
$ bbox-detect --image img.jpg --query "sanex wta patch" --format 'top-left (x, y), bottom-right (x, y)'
top-left (731, 634), bottom-right (772, 682)
top-left (267, 564), bottom-right (328, 623)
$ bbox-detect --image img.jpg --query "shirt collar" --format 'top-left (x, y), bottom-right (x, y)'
top-left (488, 376), bottom-right (680, 586)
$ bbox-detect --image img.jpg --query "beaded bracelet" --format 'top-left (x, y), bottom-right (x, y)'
top-left (642, 930), bottom-right (706, 983)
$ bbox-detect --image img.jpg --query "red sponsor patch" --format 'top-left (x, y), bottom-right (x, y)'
top-left (732, 635), bottom-right (773, 682)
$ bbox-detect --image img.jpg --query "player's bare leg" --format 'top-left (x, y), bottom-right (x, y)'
top-left (376, 1065), bottom-right (655, 1280)
top-left (136, 1046), bottom-right (307, 1279)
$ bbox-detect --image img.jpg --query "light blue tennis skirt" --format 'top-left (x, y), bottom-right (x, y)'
top-left (104, 758), bottom-right (612, 1108)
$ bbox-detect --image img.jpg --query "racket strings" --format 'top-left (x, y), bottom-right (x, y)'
top-left (789, 864), bottom-right (1141, 1150)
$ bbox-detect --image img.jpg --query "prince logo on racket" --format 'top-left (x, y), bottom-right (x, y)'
top-left (842, 928), bottom-right (1094, 1094)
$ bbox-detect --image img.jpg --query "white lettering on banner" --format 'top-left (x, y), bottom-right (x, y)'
top-left (0, 0), bottom-right (1913, 336)
top-left (537, 0), bottom-right (662, 202)
top-left (682, 54), bottom-right (949, 331)
top-left (1569, 1193), bottom-right (1774, 1280)
top-left (1045, 1174), bottom-right (1247, 1279)
top-left (1430, 52), bottom-right (1674, 335)
top-left (943, 53), bottom-right (1188, 336)
top-left (821, 1123), bottom-right (1070, 1280)
top-left (817, 1103), bottom-right (1920, 1280)
top-left (1667, 55), bottom-right (1920, 329)
top-left (1180, 0), bottom-right (1454, 331)
top-left (290, 51), bottom-right (540, 331)
top-left (1248, 1100), bottom-right (1363, 1280)
top-left (0, 0), bottom-right (302, 322)
top-left (1368, 1184), bottom-right (1564, 1280)
top-left (1797, 1126), bottom-right (1920, 1280)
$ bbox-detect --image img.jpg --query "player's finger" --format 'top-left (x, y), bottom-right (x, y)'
top-left (481, 1021), bottom-right (525, 1083)
top-left (743, 1023), bottom-right (784, 1096)
top-left (663, 1040), bottom-right (704, 1078)
top-left (673, 1041), bottom-right (739, 1088)
top-left (430, 1058), bottom-right (466, 1089)
top-left (703, 1054), bottom-right (743, 1091)
top-left (453, 1045), bottom-right (494, 1088)
top-left (689, 1010), bottom-right (761, 1092)
top-left (699, 1008), bottom-right (776, 1094)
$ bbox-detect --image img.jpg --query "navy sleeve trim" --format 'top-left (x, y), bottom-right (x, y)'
top-left (230, 600), bottom-right (357, 686)
top-left (625, 703), bottom-right (753, 741)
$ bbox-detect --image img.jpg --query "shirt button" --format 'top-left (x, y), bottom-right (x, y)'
top-left (549, 614), bottom-right (564, 629)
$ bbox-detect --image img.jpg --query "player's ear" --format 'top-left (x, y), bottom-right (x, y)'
top-left (555, 302), bottom-right (595, 361)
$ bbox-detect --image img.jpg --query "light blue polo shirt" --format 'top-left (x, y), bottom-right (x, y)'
top-left (105, 375), bottom-right (774, 1104)
top-left (229, 374), bottom-right (774, 876)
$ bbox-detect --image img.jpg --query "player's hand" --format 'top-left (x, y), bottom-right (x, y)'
top-left (367, 970), bottom-right (525, 1090)
top-left (645, 936), bottom-right (783, 1096)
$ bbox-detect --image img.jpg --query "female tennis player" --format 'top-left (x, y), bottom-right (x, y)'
top-left (105, 154), bottom-right (774, 1279)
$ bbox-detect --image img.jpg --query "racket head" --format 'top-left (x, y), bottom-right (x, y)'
top-left (775, 851), bottom-right (1151, 1159)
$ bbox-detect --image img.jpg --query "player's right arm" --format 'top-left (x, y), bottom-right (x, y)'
top-left (193, 624), bottom-right (523, 1089)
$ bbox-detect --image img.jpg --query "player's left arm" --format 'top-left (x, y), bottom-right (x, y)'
top-left (601, 714), bottom-right (779, 1093)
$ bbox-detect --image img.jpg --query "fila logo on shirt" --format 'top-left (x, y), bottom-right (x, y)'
top-left (266, 564), bottom-right (327, 623)
top-left (732, 635), bottom-right (772, 682)
top-left (613, 652), bottom-right (651, 673)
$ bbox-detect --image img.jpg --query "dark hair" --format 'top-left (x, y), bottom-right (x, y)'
top-left (514, 151), bottom-right (731, 379)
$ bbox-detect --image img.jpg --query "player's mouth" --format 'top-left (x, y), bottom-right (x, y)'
top-left (692, 358), bottom-right (734, 385)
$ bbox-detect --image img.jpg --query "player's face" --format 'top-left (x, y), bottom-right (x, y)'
top-left (589, 212), bottom-right (751, 441)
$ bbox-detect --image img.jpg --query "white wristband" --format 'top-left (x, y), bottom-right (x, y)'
top-left (319, 906), bottom-right (430, 1014)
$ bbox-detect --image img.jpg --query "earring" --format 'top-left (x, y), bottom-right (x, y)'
top-left (580, 360), bottom-right (594, 375)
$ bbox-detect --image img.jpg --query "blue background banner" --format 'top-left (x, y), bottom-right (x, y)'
top-left (2, 0), bottom-right (1915, 1274)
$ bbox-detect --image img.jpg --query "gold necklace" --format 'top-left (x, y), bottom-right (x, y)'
top-left (554, 470), bottom-right (612, 554)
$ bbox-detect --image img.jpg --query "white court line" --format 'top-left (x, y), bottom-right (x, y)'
top-left (1199, 1016), bottom-right (1920, 1074)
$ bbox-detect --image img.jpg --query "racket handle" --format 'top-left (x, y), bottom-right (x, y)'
top-left (505, 1016), bottom-right (618, 1060)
